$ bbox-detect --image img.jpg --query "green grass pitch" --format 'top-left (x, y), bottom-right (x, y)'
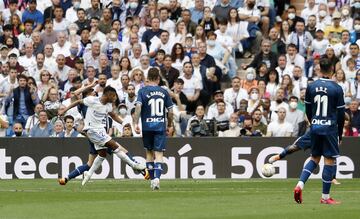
top-left (0, 179), bottom-right (359, 219)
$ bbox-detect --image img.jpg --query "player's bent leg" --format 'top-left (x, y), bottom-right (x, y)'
top-left (107, 140), bottom-right (149, 179)
top-left (269, 145), bottom-right (301, 164)
top-left (59, 154), bottom-right (96, 185)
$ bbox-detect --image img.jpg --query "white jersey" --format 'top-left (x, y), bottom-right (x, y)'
top-left (83, 96), bottom-right (113, 130)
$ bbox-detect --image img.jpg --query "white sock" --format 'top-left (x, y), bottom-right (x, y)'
top-left (322, 193), bottom-right (330, 200)
top-left (297, 181), bottom-right (304, 190)
top-left (88, 156), bottom-right (105, 176)
top-left (113, 148), bottom-right (137, 168)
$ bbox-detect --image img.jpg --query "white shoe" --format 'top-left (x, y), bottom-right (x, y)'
top-left (82, 171), bottom-right (91, 186)
top-left (152, 178), bottom-right (160, 190)
top-left (133, 162), bottom-right (146, 172)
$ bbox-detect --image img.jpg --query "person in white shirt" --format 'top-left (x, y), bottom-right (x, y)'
top-left (2, 1), bottom-right (21, 24)
top-left (28, 53), bottom-right (48, 83)
top-left (301, 0), bottom-right (318, 24)
top-left (286, 96), bottom-right (305, 137)
top-left (316, 3), bottom-right (332, 30)
top-left (60, 85), bottom-right (147, 186)
top-left (340, 5), bottom-right (353, 31)
top-left (266, 107), bottom-right (293, 136)
top-left (83, 41), bottom-right (102, 70)
top-left (52, 31), bottom-right (71, 58)
top-left (53, 6), bottom-right (71, 32)
top-left (276, 54), bottom-right (294, 78)
top-left (218, 113), bottom-right (241, 137)
top-left (89, 17), bottom-right (107, 45)
top-left (44, 44), bottom-right (57, 69)
top-left (311, 29), bottom-right (329, 55)
top-left (53, 54), bottom-right (72, 83)
top-left (106, 65), bottom-right (122, 94)
top-left (18, 42), bottom-right (36, 71)
top-left (148, 31), bottom-right (174, 58)
top-left (291, 66), bottom-right (307, 98)
top-left (206, 90), bottom-right (234, 120)
top-left (18, 20), bottom-right (34, 51)
top-left (224, 76), bottom-right (248, 111)
top-left (159, 7), bottom-right (176, 33)
top-left (179, 62), bottom-right (201, 113)
top-left (207, 100), bottom-right (230, 122)
top-left (333, 30), bottom-right (351, 58)
top-left (66, 0), bottom-right (81, 23)
top-left (286, 43), bottom-right (305, 72)
top-left (270, 88), bottom-right (289, 114)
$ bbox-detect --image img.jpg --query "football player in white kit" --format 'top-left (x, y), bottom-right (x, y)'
top-left (61, 85), bottom-right (149, 185)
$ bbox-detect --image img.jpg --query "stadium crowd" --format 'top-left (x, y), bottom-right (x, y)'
top-left (0, 0), bottom-right (359, 138)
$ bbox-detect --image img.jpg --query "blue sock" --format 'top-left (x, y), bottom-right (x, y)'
top-left (68, 164), bottom-right (90, 180)
top-left (146, 162), bottom-right (155, 180)
top-left (299, 159), bottom-right (317, 183)
top-left (154, 162), bottom-right (163, 179)
top-left (322, 165), bottom-right (334, 194)
top-left (333, 160), bottom-right (337, 179)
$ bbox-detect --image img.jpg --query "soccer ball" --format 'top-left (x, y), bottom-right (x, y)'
top-left (262, 163), bottom-right (275, 177)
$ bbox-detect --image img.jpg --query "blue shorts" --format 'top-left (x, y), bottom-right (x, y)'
top-left (310, 133), bottom-right (340, 158)
top-left (89, 140), bottom-right (113, 155)
top-left (293, 131), bottom-right (311, 150)
top-left (142, 131), bottom-right (166, 152)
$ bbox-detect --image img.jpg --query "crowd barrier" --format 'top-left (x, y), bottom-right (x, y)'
top-left (0, 137), bottom-right (358, 179)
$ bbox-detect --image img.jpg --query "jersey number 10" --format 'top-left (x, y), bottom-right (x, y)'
top-left (314, 94), bottom-right (328, 117)
top-left (148, 98), bottom-right (164, 116)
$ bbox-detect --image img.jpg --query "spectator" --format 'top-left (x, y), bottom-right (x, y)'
top-left (160, 55), bottom-right (180, 89)
top-left (42, 87), bottom-right (61, 119)
top-left (240, 67), bottom-right (257, 93)
top-left (224, 76), bottom-right (248, 111)
top-left (181, 9), bottom-right (197, 36)
top-left (199, 7), bottom-right (217, 35)
top-left (286, 96), bottom-right (305, 137)
top-left (51, 119), bottom-right (64, 137)
top-left (8, 74), bottom-right (39, 127)
top-left (186, 104), bottom-right (209, 137)
top-left (287, 20), bottom-right (313, 58)
top-left (141, 17), bottom-right (164, 51)
top-left (12, 122), bottom-right (25, 137)
top-left (324, 11), bottom-right (345, 45)
top-left (243, 39), bottom-right (278, 70)
top-left (24, 103), bottom-right (43, 134)
top-left (343, 112), bottom-right (359, 137)
top-left (59, 115), bottom-right (82, 137)
top-left (346, 100), bottom-right (360, 132)
top-left (122, 123), bottom-right (133, 137)
top-left (218, 113), bottom-right (240, 137)
top-left (251, 109), bottom-right (267, 136)
top-left (266, 107), bottom-right (293, 136)
top-left (29, 110), bottom-right (53, 137)
top-left (270, 87), bottom-right (289, 114)
top-left (178, 62), bottom-right (201, 113)
top-left (206, 90), bottom-right (234, 120)
top-left (247, 87), bottom-right (263, 114)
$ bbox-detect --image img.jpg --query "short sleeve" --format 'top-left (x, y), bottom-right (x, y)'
top-left (337, 86), bottom-right (345, 109)
top-left (304, 86), bottom-right (311, 105)
top-left (135, 89), bottom-right (143, 106)
top-left (83, 96), bottom-right (96, 107)
top-left (165, 91), bottom-right (174, 110)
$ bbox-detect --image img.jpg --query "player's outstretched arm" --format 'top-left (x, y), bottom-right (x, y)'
top-left (71, 80), bottom-right (98, 101)
top-left (59, 99), bottom-right (83, 116)
top-left (108, 111), bottom-right (123, 124)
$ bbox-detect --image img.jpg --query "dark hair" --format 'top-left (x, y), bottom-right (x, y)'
top-left (64, 115), bottom-right (75, 122)
top-left (147, 67), bottom-right (160, 81)
top-left (27, 76), bottom-right (37, 87)
top-left (171, 43), bottom-right (184, 62)
top-left (289, 96), bottom-right (299, 101)
top-left (288, 5), bottom-right (297, 11)
top-left (159, 7), bottom-right (169, 13)
top-left (267, 69), bottom-right (279, 85)
top-left (103, 86), bottom-right (117, 94)
top-left (77, 8), bottom-right (85, 13)
top-left (319, 58), bottom-right (333, 75)
top-left (23, 19), bottom-right (34, 25)
top-left (17, 74), bottom-right (28, 81)
top-left (287, 43), bottom-right (297, 50)
top-left (228, 8), bottom-right (240, 23)
top-left (119, 56), bottom-right (132, 71)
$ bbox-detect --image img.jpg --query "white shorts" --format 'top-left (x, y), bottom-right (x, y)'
top-left (86, 129), bottom-right (112, 151)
